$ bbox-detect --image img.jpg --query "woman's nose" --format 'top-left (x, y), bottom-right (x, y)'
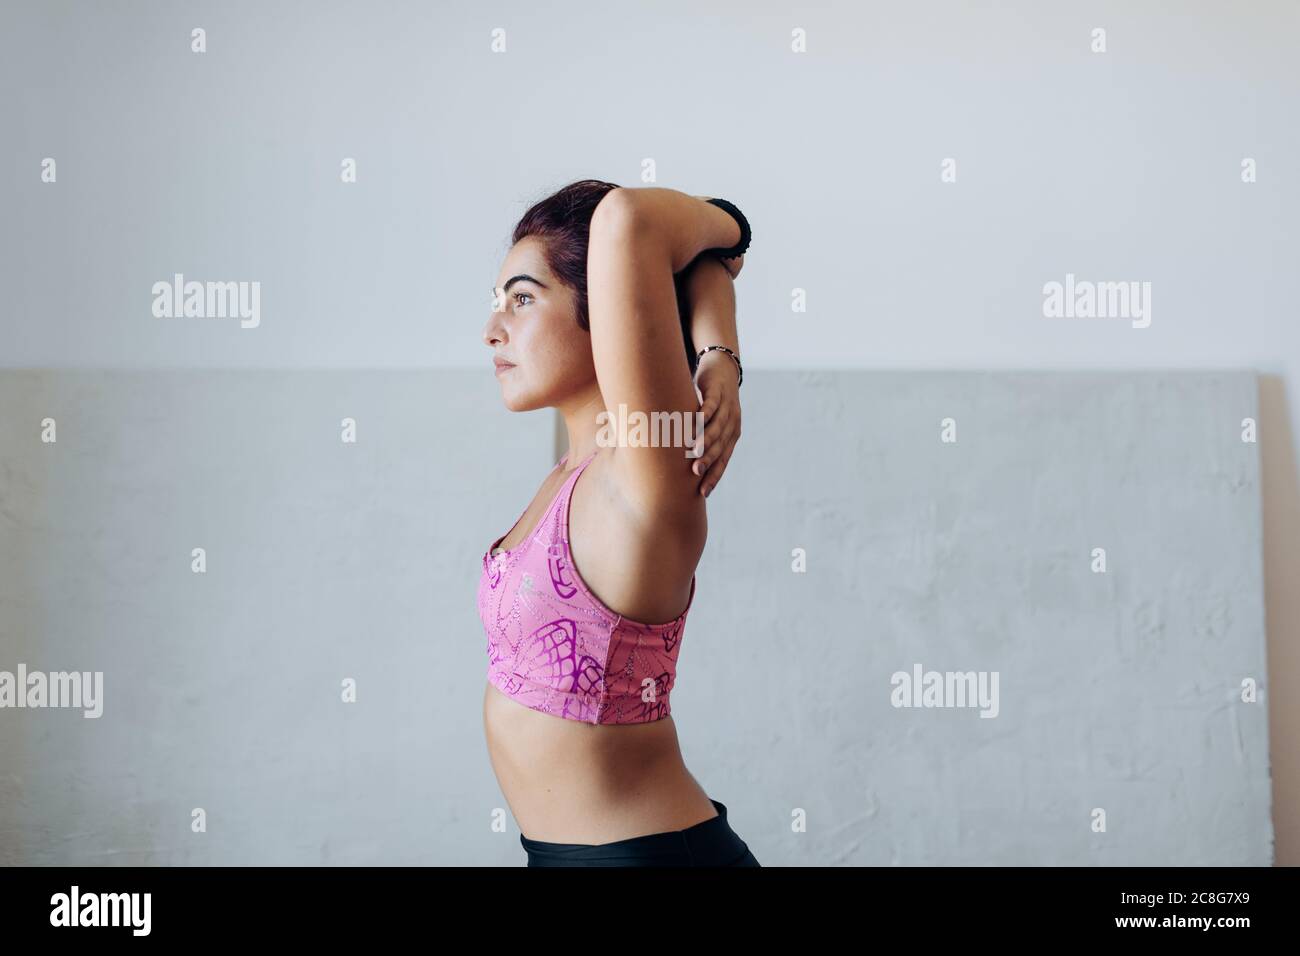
top-left (483, 309), bottom-right (505, 347)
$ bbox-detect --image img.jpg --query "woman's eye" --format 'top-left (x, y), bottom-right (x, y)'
top-left (513, 292), bottom-right (533, 306)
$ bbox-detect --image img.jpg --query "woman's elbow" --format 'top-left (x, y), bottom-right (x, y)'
top-left (590, 187), bottom-right (645, 238)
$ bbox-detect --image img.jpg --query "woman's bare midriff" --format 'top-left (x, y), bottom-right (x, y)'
top-left (483, 680), bottom-right (719, 844)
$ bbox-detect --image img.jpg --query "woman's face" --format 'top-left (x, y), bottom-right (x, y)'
top-left (485, 236), bottom-right (595, 411)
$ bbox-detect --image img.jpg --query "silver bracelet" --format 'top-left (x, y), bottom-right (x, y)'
top-left (695, 345), bottom-right (742, 388)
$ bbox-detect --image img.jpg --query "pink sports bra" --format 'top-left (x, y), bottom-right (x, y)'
top-left (477, 450), bottom-right (695, 725)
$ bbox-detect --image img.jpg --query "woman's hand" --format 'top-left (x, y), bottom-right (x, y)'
top-left (677, 207), bottom-right (744, 497)
top-left (717, 253), bottom-right (743, 280)
top-left (691, 348), bottom-right (742, 497)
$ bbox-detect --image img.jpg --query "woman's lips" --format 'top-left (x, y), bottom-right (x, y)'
top-left (493, 360), bottom-right (516, 376)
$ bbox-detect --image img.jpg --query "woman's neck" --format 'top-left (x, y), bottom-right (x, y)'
top-left (556, 386), bottom-right (606, 467)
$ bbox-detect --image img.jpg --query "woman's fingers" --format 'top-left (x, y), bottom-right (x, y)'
top-left (700, 426), bottom-right (739, 497)
top-left (692, 405), bottom-right (730, 476)
top-left (697, 388), bottom-right (719, 429)
top-left (698, 417), bottom-right (740, 494)
top-left (692, 383), bottom-right (725, 468)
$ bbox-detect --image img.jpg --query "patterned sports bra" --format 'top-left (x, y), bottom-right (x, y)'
top-left (477, 450), bottom-right (695, 725)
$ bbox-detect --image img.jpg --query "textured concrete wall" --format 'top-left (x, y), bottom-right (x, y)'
top-left (690, 369), bottom-right (1271, 865)
top-left (0, 369), bottom-right (1271, 864)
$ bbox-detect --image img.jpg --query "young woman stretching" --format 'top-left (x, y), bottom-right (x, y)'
top-left (479, 180), bottom-right (759, 866)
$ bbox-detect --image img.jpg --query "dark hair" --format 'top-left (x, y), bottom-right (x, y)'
top-left (511, 179), bottom-right (698, 375)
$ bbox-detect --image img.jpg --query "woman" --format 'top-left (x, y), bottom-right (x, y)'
top-left (478, 180), bottom-right (759, 867)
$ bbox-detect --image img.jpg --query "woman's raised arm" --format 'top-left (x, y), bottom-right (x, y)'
top-left (585, 187), bottom-right (743, 518)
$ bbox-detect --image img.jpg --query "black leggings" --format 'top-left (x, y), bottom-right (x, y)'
top-left (520, 799), bottom-right (761, 867)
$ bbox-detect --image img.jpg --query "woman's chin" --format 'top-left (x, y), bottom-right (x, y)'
top-left (500, 388), bottom-right (538, 413)
top-left (498, 373), bottom-right (555, 412)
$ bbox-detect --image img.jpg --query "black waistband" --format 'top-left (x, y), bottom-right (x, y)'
top-left (520, 799), bottom-right (749, 866)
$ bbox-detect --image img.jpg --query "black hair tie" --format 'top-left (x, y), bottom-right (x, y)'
top-left (703, 197), bottom-right (751, 259)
